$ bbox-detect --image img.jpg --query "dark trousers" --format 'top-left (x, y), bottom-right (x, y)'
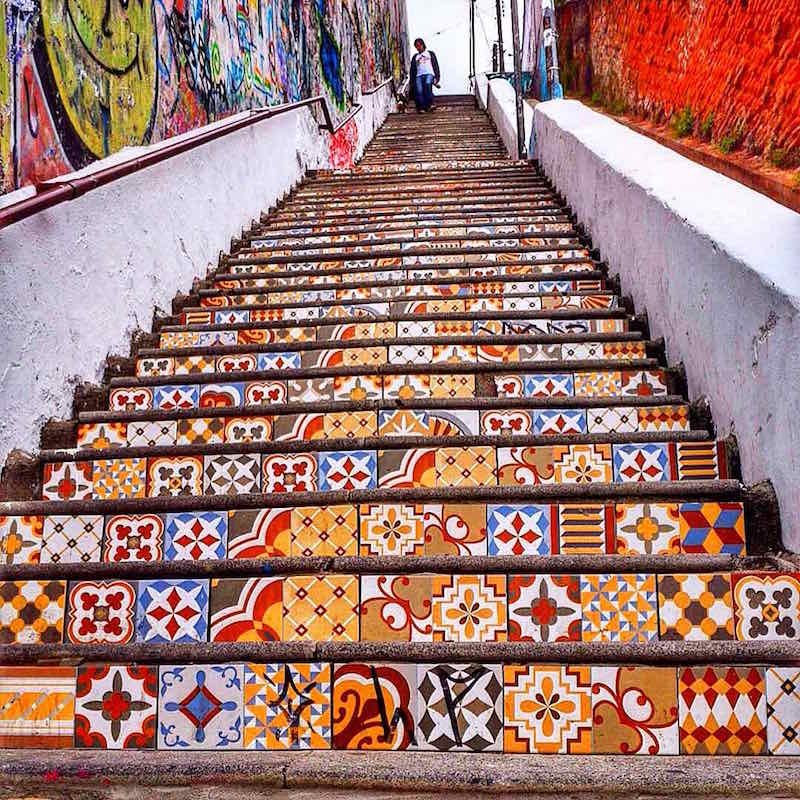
top-left (415, 74), bottom-right (434, 110)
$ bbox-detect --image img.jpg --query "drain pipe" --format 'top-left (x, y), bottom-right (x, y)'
top-left (509, 0), bottom-right (526, 158)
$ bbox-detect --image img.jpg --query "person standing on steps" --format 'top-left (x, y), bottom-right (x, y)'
top-left (409, 38), bottom-right (441, 113)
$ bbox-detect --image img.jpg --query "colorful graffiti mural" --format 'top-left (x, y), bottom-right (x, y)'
top-left (0, 0), bottom-right (408, 194)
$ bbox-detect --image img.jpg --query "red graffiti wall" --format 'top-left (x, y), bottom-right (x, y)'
top-left (557, 0), bottom-right (800, 155)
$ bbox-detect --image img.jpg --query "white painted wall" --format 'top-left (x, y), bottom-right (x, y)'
top-left (533, 99), bottom-right (800, 551)
top-left (0, 88), bottom-right (395, 469)
top-left (476, 74), bottom-right (534, 158)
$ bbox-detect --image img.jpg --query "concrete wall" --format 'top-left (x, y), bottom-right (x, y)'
top-left (475, 75), bottom-right (534, 159)
top-left (533, 99), bottom-right (800, 550)
top-left (0, 86), bottom-right (395, 469)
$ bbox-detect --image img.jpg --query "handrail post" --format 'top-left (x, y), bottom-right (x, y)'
top-left (509, 0), bottom-right (527, 159)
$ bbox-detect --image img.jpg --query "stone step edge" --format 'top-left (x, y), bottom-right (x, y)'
top-left (107, 357), bottom-right (664, 389)
top-left (3, 639), bottom-right (799, 668)
top-left (2, 750), bottom-right (798, 796)
top-left (39, 429), bottom-right (715, 467)
top-left (268, 203), bottom-right (567, 222)
top-left (4, 552), bottom-right (776, 584)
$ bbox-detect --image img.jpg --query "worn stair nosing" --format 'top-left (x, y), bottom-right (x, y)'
top-left (3, 639), bottom-right (797, 668)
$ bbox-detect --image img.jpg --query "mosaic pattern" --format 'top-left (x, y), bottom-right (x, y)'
top-left (580, 574), bottom-right (658, 643)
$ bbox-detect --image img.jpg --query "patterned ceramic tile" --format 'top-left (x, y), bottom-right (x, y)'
top-left (176, 417), bottom-right (225, 446)
top-left (558, 505), bottom-right (613, 554)
top-left (209, 578), bottom-right (282, 642)
top-left (508, 575), bottom-right (582, 642)
top-left (766, 667), bottom-right (800, 755)
top-left (318, 450), bottom-right (377, 491)
top-left (552, 444), bottom-right (613, 484)
top-left (359, 504), bottom-right (426, 557)
top-left (435, 446), bottom-right (496, 487)
top-left (323, 411), bottom-right (376, 439)
top-left (679, 666), bottom-right (767, 754)
top-left (497, 446), bottom-right (555, 485)
top-left (290, 506), bottom-right (357, 557)
top-left (658, 573), bottom-right (734, 641)
top-left (283, 575), bottom-right (358, 641)
top-left (612, 443), bottom-right (670, 483)
top-left (732, 572), bottom-right (800, 641)
top-left (92, 458), bottom-right (147, 500)
top-left (203, 454), bottom-right (261, 495)
top-left (66, 580), bottom-right (136, 644)
top-left (0, 666), bottom-right (75, 748)
top-left (586, 406), bottom-right (637, 434)
top-left (42, 461), bottom-right (92, 501)
top-left (333, 374), bottom-right (382, 401)
top-left (126, 421), bottom-right (177, 447)
top-left (103, 514), bottom-right (164, 563)
top-left (109, 387), bottom-right (153, 412)
top-left (429, 373), bottom-right (475, 398)
top-left (165, 511), bottom-right (228, 561)
top-left (591, 666), bottom-right (678, 754)
top-left (430, 575), bottom-right (507, 642)
top-left (0, 580), bottom-right (65, 644)
top-left (378, 448), bottom-right (436, 488)
top-left (638, 405), bottom-right (690, 432)
top-left (245, 380), bottom-right (288, 405)
top-left (679, 502), bottom-right (746, 555)
top-left (384, 668), bottom-right (494, 762)
top-left (0, 516), bottom-right (43, 566)
top-left (262, 453), bottom-right (317, 493)
top-left (503, 665), bottom-right (592, 753)
top-left (155, 385), bottom-right (200, 410)
top-left (41, 515), bottom-right (103, 564)
top-left (486, 504), bottom-right (556, 556)
top-left (675, 441), bottom-right (723, 480)
top-left (74, 665), bottom-right (157, 749)
top-left (199, 383), bottom-right (244, 408)
top-left (158, 664), bottom-right (244, 749)
top-left (382, 373), bottom-right (430, 400)
top-left (480, 409), bottom-right (533, 436)
top-left (613, 503), bottom-right (680, 555)
top-left (78, 422), bottom-right (127, 449)
top-left (360, 575), bottom-right (433, 642)
top-left (244, 663), bottom-right (330, 749)
top-left (147, 456), bottom-right (204, 497)
top-left (227, 508), bottom-right (290, 559)
top-left (136, 579), bottom-right (209, 643)
top-left (422, 504), bottom-right (487, 555)
top-left (580, 573), bottom-right (658, 642)
top-left (332, 663), bottom-right (417, 750)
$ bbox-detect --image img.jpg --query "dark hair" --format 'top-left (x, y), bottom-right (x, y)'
top-left (414, 38), bottom-right (426, 48)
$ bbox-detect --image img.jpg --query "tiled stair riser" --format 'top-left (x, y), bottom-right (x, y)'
top-left (8, 568), bottom-right (798, 647)
top-left (134, 340), bottom-right (647, 377)
top-left (164, 317), bottom-right (630, 346)
top-left (0, 663), bottom-right (796, 755)
top-left (107, 368), bottom-right (668, 412)
top-left (76, 404), bottom-right (690, 451)
top-left (0, 500), bottom-right (748, 567)
top-left (39, 440), bottom-right (729, 501)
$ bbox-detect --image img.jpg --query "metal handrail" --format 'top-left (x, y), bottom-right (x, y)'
top-left (0, 78), bottom-right (396, 229)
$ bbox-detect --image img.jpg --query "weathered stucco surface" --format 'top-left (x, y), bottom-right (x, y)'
top-left (556, 0), bottom-right (800, 158)
top-left (533, 99), bottom-right (800, 551)
top-left (0, 87), bottom-right (395, 471)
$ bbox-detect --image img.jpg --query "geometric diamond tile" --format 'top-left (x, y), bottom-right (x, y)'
top-left (678, 666), bottom-right (767, 755)
top-left (283, 575), bottom-right (358, 641)
top-left (766, 667), bottom-right (800, 755)
top-left (158, 664), bottom-right (243, 749)
top-left (679, 502), bottom-right (746, 556)
top-left (40, 515), bottom-right (103, 565)
top-left (136, 579), bottom-right (209, 643)
top-left (165, 512), bottom-right (228, 561)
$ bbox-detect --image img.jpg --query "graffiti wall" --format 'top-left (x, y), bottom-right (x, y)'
top-left (0, 0), bottom-right (408, 194)
top-left (555, 0), bottom-right (800, 157)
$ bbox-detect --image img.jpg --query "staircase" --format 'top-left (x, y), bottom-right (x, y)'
top-left (1, 96), bottom-right (798, 784)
